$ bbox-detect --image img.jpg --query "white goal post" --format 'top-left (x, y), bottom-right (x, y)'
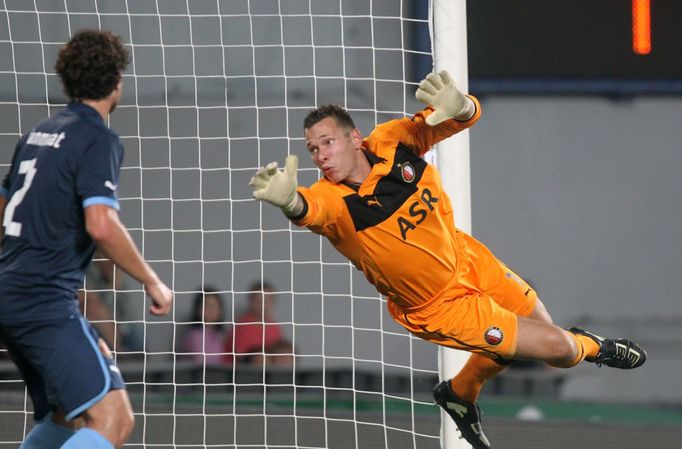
top-left (430, 1), bottom-right (474, 449)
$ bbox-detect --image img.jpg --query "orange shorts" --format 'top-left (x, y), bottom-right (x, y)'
top-left (388, 231), bottom-right (537, 360)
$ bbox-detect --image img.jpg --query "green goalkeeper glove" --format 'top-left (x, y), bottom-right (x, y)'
top-left (415, 70), bottom-right (475, 126)
top-left (250, 155), bottom-right (300, 216)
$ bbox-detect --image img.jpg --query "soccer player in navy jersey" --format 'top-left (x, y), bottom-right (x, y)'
top-left (0, 30), bottom-right (173, 449)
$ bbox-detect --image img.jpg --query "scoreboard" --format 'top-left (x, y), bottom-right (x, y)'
top-left (466, 0), bottom-right (682, 93)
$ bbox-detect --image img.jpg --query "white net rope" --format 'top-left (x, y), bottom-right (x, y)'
top-left (0, 1), bottom-right (439, 448)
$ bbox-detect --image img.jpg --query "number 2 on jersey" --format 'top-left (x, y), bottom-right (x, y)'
top-left (3, 158), bottom-right (38, 237)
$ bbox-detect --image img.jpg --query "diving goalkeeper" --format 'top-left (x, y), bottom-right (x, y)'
top-left (249, 70), bottom-right (646, 449)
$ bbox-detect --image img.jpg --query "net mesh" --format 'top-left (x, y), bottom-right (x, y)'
top-left (0, 1), bottom-right (439, 448)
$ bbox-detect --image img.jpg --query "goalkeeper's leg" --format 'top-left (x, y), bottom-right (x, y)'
top-left (448, 297), bottom-right (552, 403)
top-left (434, 298), bottom-right (554, 449)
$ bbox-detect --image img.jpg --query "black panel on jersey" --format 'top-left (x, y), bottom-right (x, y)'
top-left (344, 143), bottom-right (427, 232)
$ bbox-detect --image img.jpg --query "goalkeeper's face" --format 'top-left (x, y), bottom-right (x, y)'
top-left (305, 117), bottom-right (364, 184)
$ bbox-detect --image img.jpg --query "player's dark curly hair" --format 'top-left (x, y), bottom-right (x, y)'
top-left (55, 29), bottom-right (130, 101)
top-left (303, 104), bottom-right (356, 131)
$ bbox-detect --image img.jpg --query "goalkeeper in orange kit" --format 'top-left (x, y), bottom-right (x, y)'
top-left (249, 70), bottom-right (646, 449)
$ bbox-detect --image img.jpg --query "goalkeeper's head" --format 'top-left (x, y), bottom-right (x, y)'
top-left (303, 104), bottom-right (367, 184)
top-left (55, 29), bottom-right (130, 109)
top-left (303, 104), bottom-right (356, 131)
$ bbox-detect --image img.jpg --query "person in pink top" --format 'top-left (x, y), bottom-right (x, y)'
top-left (229, 281), bottom-right (293, 366)
top-left (180, 288), bottom-right (228, 366)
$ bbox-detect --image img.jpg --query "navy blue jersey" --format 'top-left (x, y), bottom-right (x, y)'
top-left (0, 102), bottom-right (123, 322)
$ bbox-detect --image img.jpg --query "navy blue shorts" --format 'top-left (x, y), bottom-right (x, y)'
top-left (0, 314), bottom-right (125, 421)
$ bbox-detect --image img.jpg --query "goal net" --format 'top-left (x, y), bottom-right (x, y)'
top-left (0, 1), bottom-right (445, 448)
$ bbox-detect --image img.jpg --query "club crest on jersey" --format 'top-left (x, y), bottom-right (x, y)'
top-left (484, 326), bottom-right (504, 346)
top-left (400, 162), bottom-right (416, 183)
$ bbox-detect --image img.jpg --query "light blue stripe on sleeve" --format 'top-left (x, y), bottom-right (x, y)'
top-left (82, 196), bottom-right (120, 211)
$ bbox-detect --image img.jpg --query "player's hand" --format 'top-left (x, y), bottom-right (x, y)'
top-left (249, 155), bottom-right (299, 214)
top-left (415, 70), bottom-right (474, 125)
top-left (145, 280), bottom-right (173, 316)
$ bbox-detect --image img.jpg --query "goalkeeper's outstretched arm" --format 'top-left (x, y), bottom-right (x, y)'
top-left (249, 154), bottom-right (305, 218)
top-left (415, 70), bottom-right (475, 125)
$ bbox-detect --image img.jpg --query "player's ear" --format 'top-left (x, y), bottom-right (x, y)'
top-left (350, 128), bottom-right (362, 148)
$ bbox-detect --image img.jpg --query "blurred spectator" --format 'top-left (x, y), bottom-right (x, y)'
top-left (229, 281), bottom-right (293, 366)
top-left (180, 288), bottom-right (229, 366)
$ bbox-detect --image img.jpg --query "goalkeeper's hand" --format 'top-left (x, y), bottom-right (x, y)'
top-left (250, 155), bottom-right (300, 216)
top-left (415, 70), bottom-right (475, 126)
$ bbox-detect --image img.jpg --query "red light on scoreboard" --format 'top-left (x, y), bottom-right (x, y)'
top-left (468, 1), bottom-right (682, 85)
top-left (632, 0), bottom-right (651, 55)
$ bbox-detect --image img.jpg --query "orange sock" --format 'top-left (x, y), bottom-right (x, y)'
top-left (549, 332), bottom-right (601, 368)
top-left (449, 354), bottom-right (508, 403)
top-left (574, 333), bottom-right (601, 359)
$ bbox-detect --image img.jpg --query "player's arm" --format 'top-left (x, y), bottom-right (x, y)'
top-left (409, 70), bottom-right (480, 154)
top-left (250, 156), bottom-right (347, 238)
top-left (369, 70), bottom-right (480, 156)
top-left (84, 204), bottom-right (172, 315)
top-left (249, 155), bottom-right (306, 219)
top-left (415, 70), bottom-right (476, 124)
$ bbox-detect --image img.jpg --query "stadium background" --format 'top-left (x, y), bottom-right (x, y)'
top-left (1, 0), bottom-right (681, 448)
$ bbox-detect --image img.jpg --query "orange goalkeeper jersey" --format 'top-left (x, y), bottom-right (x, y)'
top-left (294, 98), bottom-right (482, 311)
